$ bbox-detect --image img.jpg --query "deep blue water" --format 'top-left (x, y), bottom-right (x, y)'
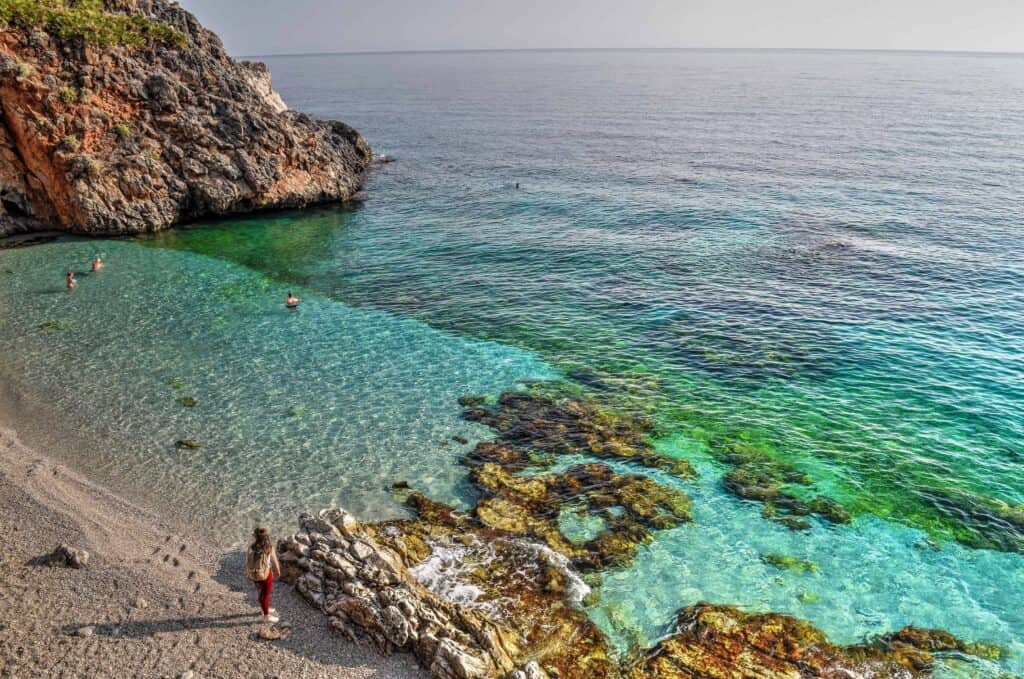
top-left (2, 50), bottom-right (1023, 674)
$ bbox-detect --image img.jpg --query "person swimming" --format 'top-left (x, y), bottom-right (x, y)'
top-left (285, 291), bottom-right (300, 309)
top-left (91, 256), bottom-right (103, 272)
top-left (66, 271), bottom-right (76, 290)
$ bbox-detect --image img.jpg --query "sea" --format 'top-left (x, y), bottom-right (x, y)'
top-left (1, 49), bottom-right (1022, 675)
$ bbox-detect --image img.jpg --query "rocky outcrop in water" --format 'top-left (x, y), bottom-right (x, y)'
top-left (629, 603), bottom-right (996, 679)
top-left (277, 390), bottom-right (997, 678)
top-left (278, 508), bottom-right (564, 679)
top-left (0, 0), bottom-right (370, 236)
top-left (456, 391), bottom-right (695, 570)
top-left (282, 508), bottom-right (995, 679)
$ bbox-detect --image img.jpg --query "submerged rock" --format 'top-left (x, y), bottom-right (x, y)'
top-left (450, 390), bottom-right (697, 569)
top-left (919, 487), bottom-right (1024, 554)
top-left (760, 552), bottom-right (819, 573)
top-left (719, 442), bottom-right (851, 527)
top-left (0, 0), bottom-right (370, 236)
top-left (463, 391), bottom-right (698, 480)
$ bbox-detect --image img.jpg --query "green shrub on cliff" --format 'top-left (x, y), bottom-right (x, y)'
top-left (0, 0), bottom-right (186, 48)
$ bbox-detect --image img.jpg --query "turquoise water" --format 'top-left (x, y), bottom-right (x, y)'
top-left (0, 239), bottom-right (552, 534)
top-left (2, 50), bottom-right (1024, 674)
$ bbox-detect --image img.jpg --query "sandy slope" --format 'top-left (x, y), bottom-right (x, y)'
top-left (0, 423), bottom-right (425, 678)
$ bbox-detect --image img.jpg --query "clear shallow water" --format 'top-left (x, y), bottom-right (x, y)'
top-left (0, 239), bottom-right (552, 538)
top-left (2, 50), bottom-right (1024, 674)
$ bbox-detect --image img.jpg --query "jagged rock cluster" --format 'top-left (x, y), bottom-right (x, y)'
top-left (0, 0), bottom-right (370, 236)
top-left (278, 508), bottom-right (551, 679)
top-left (458, 391), bottom-right (695, 570)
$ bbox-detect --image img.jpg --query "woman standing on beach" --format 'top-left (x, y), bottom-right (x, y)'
top-left (246, 527), bottom-right (281, 623)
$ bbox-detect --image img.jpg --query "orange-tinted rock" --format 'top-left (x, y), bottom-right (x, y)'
top-left (629, 603), bottom-right (986, 679)
top-left (0, 0), bottom-right (368, 236)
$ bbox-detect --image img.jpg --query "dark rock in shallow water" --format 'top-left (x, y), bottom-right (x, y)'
top-left (453, 391), bottom-right (697, 569)
top-left (470, 461), bottom-right (691, 570)
top-left (462, 391), bottom-right (698, 480)
top-left (718, 442), bottom-right (852, 527)
top-left (174, 438), bottom-right (201, 449)
top-left (0, 0), bottom-right (369, 236)
top-left (919, 487), bottom-right (1024, 554)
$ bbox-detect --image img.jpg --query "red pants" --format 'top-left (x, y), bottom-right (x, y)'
top-left (255, 573), bottom-right (273, 615)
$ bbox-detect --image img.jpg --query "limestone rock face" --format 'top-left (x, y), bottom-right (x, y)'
top-left (278, 509), bottom-right (545, 679)
top-left (0, 0), bottom-right (370, 236)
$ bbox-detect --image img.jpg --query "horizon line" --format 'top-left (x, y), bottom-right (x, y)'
top-left (236, 45), bottom-right (1024, 60)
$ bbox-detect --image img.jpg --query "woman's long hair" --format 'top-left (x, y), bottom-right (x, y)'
top-left (250, 526), bottom-right (272, 559)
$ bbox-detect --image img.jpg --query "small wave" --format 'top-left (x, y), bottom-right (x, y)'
top-left (409, 539), bottom-right (489, 607)
top-left (506, 538), bottom-right (591, 606)
top-left (409, 535), bottom-right (591, 611)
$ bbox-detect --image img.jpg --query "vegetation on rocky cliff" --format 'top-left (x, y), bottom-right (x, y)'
top-left (0, 0), bottom-right (370, 235)
top-left (0, 0), bottom-right (185, 47)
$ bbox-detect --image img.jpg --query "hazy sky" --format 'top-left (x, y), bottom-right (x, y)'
top-left (177, 0), bottom-right (1024, 56)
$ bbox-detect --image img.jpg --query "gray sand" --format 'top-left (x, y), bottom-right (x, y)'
top-left (0, 422), bottom-right (426, 678)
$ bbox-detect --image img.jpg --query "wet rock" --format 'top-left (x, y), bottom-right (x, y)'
top-left (174, 438), bottom-right (201, 449)
top-left (462, 391), bottom-right (698, 480)
top-left (630, 603), bottom-right (989, 678)
top-left (175, 396), bottom-right (198, 408)
top-left (761, 552), bottom-right (819, 573)
top-left (453, 391), bottom-right (695, 570)
top-left (467, 460), bottom-right (691, 570)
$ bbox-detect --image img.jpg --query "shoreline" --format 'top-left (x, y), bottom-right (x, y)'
top-left (0, 394), bottom-right (425, 678)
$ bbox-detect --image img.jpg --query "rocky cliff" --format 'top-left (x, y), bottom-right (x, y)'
top-left (0, 0), bottom-right (371, 236)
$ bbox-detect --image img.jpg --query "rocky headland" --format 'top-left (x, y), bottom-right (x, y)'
top-left (0, 0), bottom-right (370, 237)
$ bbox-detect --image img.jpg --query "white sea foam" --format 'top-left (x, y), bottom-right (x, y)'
top-left (409, 535), bottom-right (590, 613)
top-left (409, 539), bottom-right (489, 607)
top-left (507, 538), bottom-right (590, 606)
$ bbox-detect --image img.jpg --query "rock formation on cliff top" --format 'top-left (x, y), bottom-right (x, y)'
top-left (0, 0), bottom-right (371, 236)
